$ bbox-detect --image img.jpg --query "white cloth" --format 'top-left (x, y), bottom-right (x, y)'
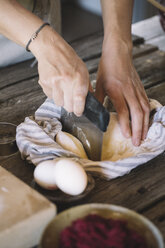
top-left (16, 98), bottom-right (165, 180)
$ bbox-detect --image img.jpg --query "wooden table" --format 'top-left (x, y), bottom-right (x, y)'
top-left (0, 26), bottom-right (165, 245)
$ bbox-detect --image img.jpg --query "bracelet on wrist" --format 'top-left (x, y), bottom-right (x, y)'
top-left (26, 22), bottom-right (50, 52)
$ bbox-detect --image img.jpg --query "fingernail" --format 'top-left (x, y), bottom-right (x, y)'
top-left (74, 106), bottom-right (83, 117)
top-left (134, 140), bottom-right (140, 146)
top-left (75, 111), bottom-right (82, 117)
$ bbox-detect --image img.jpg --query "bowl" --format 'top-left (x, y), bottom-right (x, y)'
top-left (0, 122), bottom-right (18, 157)
top-left (31, 174), bottom-right (95, 203)
top-left (39, 203), bottom-right (164, 248)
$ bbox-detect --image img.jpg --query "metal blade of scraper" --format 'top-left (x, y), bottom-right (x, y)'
top-left (84, 92), bottom-right (110, 132)
top-left (61, 92), bottom-right (110, 161)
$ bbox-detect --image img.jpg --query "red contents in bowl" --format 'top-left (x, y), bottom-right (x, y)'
top-left (59, 214), bottom-right (148, 248)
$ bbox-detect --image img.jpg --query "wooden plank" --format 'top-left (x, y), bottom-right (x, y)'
top-left (141, 201), bottom-right (165, 240)
top-left (0, 88), bottom-right (46, 124)
top-left (146, 81), bottom-right (165, 105)
top-left (85, 43), bottom-right (158, 74)
top-left (134, 50), bottom-right (165, 87)
top-left (0, 59), bottom-right (38, 90)
top-left (86, 57), bottom-right (99, 74)
top-left (0, 76), bottom-right (40, 104)
top-left (70, 31), bottom-right (103, 61)
top-left (132, 43), bottom-right (158, 58)
top-left (79, 152), bottom-right (165, 213)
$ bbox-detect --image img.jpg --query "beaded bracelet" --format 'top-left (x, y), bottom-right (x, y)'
top-left (26, 22), bottom-right (50, 52)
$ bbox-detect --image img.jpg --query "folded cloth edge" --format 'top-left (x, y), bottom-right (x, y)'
top-left (16, 98), bottom-right (165, 180)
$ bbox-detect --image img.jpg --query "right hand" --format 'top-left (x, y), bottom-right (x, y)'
top-left (30, 25), bottom-right (90, 116)
top-left (95, 37), bottom-right (150, 146)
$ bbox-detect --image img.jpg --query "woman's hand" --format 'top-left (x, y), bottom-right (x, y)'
top-left (30, 26), bottom-right (90, 116)
top-left (95, 37), bottom-right (150, 146)
top-left (0, 0), bottom-right (90, 116)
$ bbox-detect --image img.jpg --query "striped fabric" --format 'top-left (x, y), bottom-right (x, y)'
top-left (16, 98), bottom-right (165, 180)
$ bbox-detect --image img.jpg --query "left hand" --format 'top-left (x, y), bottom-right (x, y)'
top-left (95, 38), bottom-right (150, 146)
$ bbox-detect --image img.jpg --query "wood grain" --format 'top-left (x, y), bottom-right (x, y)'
top-left (0, 59), bottom-right (38, 90)
top-left (141, 200), bottom-right (165, 239)
top-left (70, 32), bottom-right (144, 62)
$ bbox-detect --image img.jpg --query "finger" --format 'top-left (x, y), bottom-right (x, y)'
top-left (38, 80), bottom-right (52, 99)
top-left (131, 107), bottom-right (143, 146)
top-left (52, 83), bottom-right (64, 107)
top-left (124, 86), bottom-right (143, 146)
top-left (63, 88), bottom-right (73, 113)
top-left (106, 82), bottom-right (131, 138)
top-left (135, 84), bottom-right (150, 140)
top-left (142, 101), bottom-right (150, 140)
top-left (73, 77), bottom-right (89, 116)
top-left (112, 92), bottom-right (131, 139)
top-left (132, 70), bottom-right (150, 140)
top-left (74, 94), bottom-right (86, 116)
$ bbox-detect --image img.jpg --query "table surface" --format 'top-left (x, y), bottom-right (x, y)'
top-left (0, 24), bottom-right (165, 245)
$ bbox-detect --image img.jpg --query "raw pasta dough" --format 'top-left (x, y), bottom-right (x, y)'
top-left (101, 99), bottom-right (162, 161)
top-left (56, 131), bottom-right (88, 159)
top-left (56, 99), bottom-right (162, 162)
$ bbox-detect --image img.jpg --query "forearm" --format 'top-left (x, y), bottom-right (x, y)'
top-left (0, 0), bottom-right (43, 48)
top-left (98, 0), bottom-right (150, 146)
top-left (101, 0), bottom-right (134, 49)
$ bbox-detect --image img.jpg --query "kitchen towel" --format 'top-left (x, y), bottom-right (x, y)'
top-left (16, 98), bottom-right (165, 180)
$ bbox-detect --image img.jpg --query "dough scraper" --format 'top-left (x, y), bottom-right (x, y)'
top-left (61, 91), bottom-right (110, 161)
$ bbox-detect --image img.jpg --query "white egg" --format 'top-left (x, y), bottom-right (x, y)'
top-left (53, 158), bottom-right (87, 195)
top-left (34, 160), bottom-right (58, 190)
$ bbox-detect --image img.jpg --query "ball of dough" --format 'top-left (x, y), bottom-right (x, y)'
top-left (101, 113), bottom-right (138, 161)
top-left (56, 131), bottom-right (88, 159)
top-left (101, 99), bottom-right (162, 161)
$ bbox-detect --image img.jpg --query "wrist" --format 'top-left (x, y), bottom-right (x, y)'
top-left (102, 34), bottom-right (133, 56)
top-left (29, 25), bottom-right (59, 59)
top-left (26, 23), bottom-right (50, 52)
